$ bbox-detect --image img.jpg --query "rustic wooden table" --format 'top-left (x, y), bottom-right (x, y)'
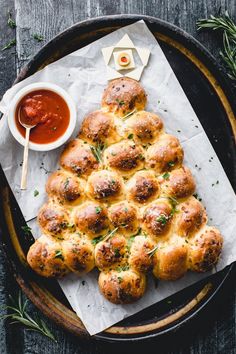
top-left (0, 1), bottom-right (235, 353)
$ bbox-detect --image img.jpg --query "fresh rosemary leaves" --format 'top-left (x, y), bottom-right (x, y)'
top-left (197, 11), bottom-right (236, 80)
top-left (0, 292), bottom-right (57, 342)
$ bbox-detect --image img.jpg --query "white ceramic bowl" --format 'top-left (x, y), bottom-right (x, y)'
top-left (8, 82), bottom-right (77, 151)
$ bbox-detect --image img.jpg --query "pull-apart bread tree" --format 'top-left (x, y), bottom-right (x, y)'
top-left (27, 78), bottom-right (223, 304)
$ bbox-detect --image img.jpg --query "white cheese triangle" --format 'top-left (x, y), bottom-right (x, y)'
top-left (116, 34), bottom-right (135, 48)
top-left (136, 47), bottom-right (151, 66)
top-left (125, 66), bottom-right (144, 81)
top-left (101, 46), bottom-right (114, 65)
top-left (106, 66), bottom-right (123, 81)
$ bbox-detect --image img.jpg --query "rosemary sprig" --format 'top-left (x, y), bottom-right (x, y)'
top-left (90, 143), bottom-right (105, 163)
top-left (2, 39), bottom-right (16, 51)
top-left (0, 292), bottom-right (57, 342)
top-left (7, 12), bottom-right (16, 29)
top-left (197, 11), bottom-right (236, 80)
top-left (147, 245), bottom-right (159, 258)
top-left (122, 108), bottom-right (137, 120)
top-left (102, 227), bottom-right (119, 242)
top-left (91, 227), bottom-right (118, 245)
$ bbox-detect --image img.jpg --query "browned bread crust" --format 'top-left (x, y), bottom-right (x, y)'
top-left (27, 78), bottom-right (223, 304)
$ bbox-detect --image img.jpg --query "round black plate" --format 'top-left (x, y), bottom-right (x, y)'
top-left (0, 15), bottom-right (235, 342)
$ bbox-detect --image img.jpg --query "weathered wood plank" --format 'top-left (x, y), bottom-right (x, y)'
top-left (0, 0), bottom-right (235, 353)
top-left (0, 3), bottom-right (23, 354)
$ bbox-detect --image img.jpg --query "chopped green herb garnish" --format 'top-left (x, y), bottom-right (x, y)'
top-left (156, 214), bottom-right (168, 225)
top-left (95, 206), bottom-right (102, 214)
top-left (91, 236), bottom-right (104, 245)
top-left (2, 39), bottom-right (16, 51)
top-left (168, 161), bottom-right (175, 167)
top-left (64, 177), bottom-right (70, 189)
top-left (127, 235), bottom-right (136, 250)
top-left (33, 190), bottom-right (39, 197)
top-left (7, 12), bottom-right (16, 29)
top-left (114, 248), bottom-right (120, 257)
top-left (33, 33), bottom-right (44, 42)
top-left (54, 250), bottom-right (64, 260)
top-left (117, 276), bottom-right (123, 283)
top-left (21, 225), bottom-right (32, 235)
top-left (116, 99), bottom-right (125, 107)
top-left (116, 265), bottom-right (130, 272)
top-left (128, 133), bottom-right (134, 139)
top-left (66, 223), bottom-right (75, 229)
top-left (139, 154), bottom-right (145, 160)
top-left (168, 196), bottom-right (178, 215)
top-left (162, 172), bottom-right (170, 180)
top-left (90, 143), bottom-right (105, 163)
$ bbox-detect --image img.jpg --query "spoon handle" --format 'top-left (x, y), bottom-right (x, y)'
top-left (20, 127), bottom-right (31, 190)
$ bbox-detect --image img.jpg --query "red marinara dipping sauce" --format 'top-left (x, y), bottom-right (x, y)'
top-left (15, 89), bottom-right (70, 144)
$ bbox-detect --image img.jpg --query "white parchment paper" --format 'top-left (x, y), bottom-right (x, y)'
top-left (0, 21), bottom-right (236, 335)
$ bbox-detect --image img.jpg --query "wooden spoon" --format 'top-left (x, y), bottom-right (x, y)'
top-left (18, 108), bottom-right (36, 190)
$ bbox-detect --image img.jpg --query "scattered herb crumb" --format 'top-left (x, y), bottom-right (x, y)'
top-left (162, 172), bottom-right (170, 180)
top-left (156, 214), bottom-right (168, 225)
top-left (33, 33), bottom-right (44, 42)
top-left (95, 206), bottom-right (102, 214)
top-left (128, 133), bottom-right (134, 139)
top-left (33, 189), bottom-right (39, 197)
top-left (2, 39), bottom-right (16, 51)
top-left (7, 12), bottom-right (16, 29)
top-left (21, 225), bottom-right (32, 235)
top-left (54, 250), bottom-right (64, 260)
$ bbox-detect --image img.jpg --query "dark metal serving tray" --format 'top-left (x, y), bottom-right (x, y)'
top-left (0, 15), bottom-right (235, 342)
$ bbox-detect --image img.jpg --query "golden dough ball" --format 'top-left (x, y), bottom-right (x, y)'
top-left (78, 110), bottom-right (120, 145)
top-left (141, 200), bottom-right (173, 237)
top-left (94, 234), bottom-right (127, 270)
top-left (98, 269), bottom-right (146, 304)
top-left (74, 202), bottom-right (109, 238)
top-left (86, 170), bottom-right (124, 202)
top-left (108, 201), bottom-right (139, 236)
top-left (175, 196), bottom-right (207, 237)
top-left (128, 235), bottom-right (155, 272)
top-left (145, 134), bottom-right (184, 173)
top-left (37, 202), bottom-right (72, 238)
top-left (188, 226), bottom-right (223, 272)
top-left (46, 171), bottom-right (85, 205)
top-left (60, 139), bottom-right (99, 178)
top-left (104, 140), bottom-right (145, 176)
top-left (27, 235), bottom-right (69, 278)
top-left (124, 111), bottom-right (163, 143)
top-left (126, 170), bottom-right (160, 205)
top-left (101, 77), bottom-right (147, 117)
top-left (153, 238), bottom-right (188, 280)
top-left (159, 166), bottom-right (196, 199)
top-left (62, 234), bottom-right (94, 274)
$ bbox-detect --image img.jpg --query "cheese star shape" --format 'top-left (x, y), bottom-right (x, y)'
top-left (101, 34), bottom-right (151, 81)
